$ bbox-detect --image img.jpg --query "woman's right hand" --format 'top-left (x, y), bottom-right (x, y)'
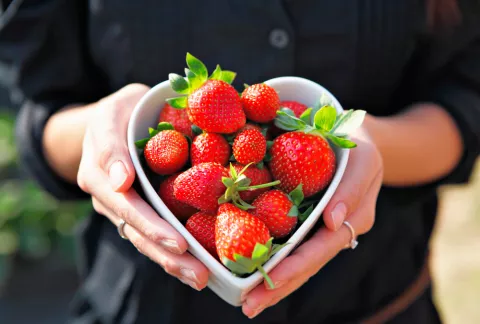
top-left (77, 84), bottom-right (209, 291)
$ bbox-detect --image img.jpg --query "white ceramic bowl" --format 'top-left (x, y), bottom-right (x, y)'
top-left (127, 76), bottom-right (349, 306)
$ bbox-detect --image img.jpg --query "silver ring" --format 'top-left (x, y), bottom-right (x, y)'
top-left (117, 219), bottom-right (129, 240)
top-left (343, 221), bottom-right (358, 249)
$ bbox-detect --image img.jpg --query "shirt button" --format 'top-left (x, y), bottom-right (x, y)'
top-left (269, 29), bottom-right (289, 49)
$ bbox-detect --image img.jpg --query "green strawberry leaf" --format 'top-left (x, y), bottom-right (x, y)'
top-left (300, 108), bottom-right (312, 124)
top-left (235, 199), bottom-right (255, 210)
top-left (326, 134), bottom-right (357, 148)
top-left (251, 243), bottom-right (269, 262)
top-left (261, 127), bottom-right (268, 138)
top-left (169, 73), bottom-right (190, 94)
top-left (264, 152), bottom-right (272, 162)
top-left (148, 127), bottom-right (159, 137)
top-left (331, 109), bottom-right (366, 135)
top-left (314, 105), bottom-right (337, 132)
top-left (289, 184), bottom-right (304, 206)
top-left (287, 205), bottom-right (299, 217)
top-left (229, 154), bottom-right (236, 162)
top-left (185, 68), bottom-right (203, 91)
top-left (209, 64), bottom-right (223, 80)
top-left (299, 205), bottom-right (314, 222)
top-left (256, 161), bottom-right (264, 169)
top-left (135, 138), bottom-right (150, 149)
top-left (229, 163), bottom-right (238, 179)
top-left (222, 256), bottom-right (252, 275)
top-left (280, 107), bottom-right (296, 117)
top-left (270, 242), bottom-right (287, 256)
top-left (166, 96), bottom-right (187, 109)
top-left (266, 141), bottom-right (274, 150)
top-left (274, 109), bottom-right (307, 131)
top-left (235, 175), bottom-right (251, 187)
top-left (186, 53), bottom-right (208, 81)
top-left (191, 125), bottom-right (203, 136)
top-left (220, 71), bottom-right (236, 84)
top-left (237, 162), bottom-right (254, 177)
top-left (265, 237), bottom-right (273, 251)
top-left (243, 83), bottom-right (250, 90)
top-left (222, 177), bottom-right (234, 187)
top-left (156, 122), bottom-right (174, 132)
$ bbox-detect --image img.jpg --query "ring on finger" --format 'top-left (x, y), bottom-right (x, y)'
top-left (343, 221), bottom-right (358, 249)
top-left (117, 219), bottom-right (129, 240)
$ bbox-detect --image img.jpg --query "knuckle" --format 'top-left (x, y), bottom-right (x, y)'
top-left (97, 142), bottom-right (115, 171)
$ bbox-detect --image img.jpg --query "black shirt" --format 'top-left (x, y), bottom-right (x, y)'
top-left (1, 1), bottom-right (480, 323)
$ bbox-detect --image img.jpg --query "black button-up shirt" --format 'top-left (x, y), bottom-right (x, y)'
top-left (1, 1), bottom-right (479, 323)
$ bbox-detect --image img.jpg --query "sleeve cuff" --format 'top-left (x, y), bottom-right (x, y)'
top-left (15, 99), bottom-right (90, 201)
top-left (424, 80), bottom-right (480, 185)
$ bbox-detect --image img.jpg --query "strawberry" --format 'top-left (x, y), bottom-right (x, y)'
top-left (215, 203), bottom-right (283, 288)
top-left (158, 174), bottom-right (197, 221)
top-left (158, 103), bottom-right (193, 138)
top-left (233, 128), bottom-right (266, 165)
top-left (174, 162), bottom-right (229, 213)
top-left (232, 163), bottom-right (272, 202)
top-left (135, 123), bottom-right (188, 175)
top-left (251, 185), bottom-right (307, 238)
top-left (241, 83), bottom-right (280, 123)
top-left (191, 132), bottom-right (230, 166)
top-left (280, 100), bottom-right (308, 117)
top-left (167, 54), bottom-right (245, 134)
top-left (219, 163), bottom-right (279, 210)
top-left (186, 212), bottom-right (218, 258)
top-left (271, 104), bottom-right (366, 197)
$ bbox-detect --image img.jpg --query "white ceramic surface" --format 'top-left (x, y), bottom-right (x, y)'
top-left (127, 76), bottom-right (349, 306)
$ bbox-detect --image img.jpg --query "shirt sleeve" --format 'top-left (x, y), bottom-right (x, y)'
top-left (0, 0), bottom-right (109, 200)
top-left (420, 9), bottom-right (480, 186)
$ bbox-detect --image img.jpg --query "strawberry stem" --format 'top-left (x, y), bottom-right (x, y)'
top-left (257, 265), bottom-right (275, 289)
top-left (238, 180), bottom-right (280, 191)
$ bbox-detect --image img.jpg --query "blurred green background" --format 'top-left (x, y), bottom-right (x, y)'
top-left (0, 98), bottom-right (479, 323)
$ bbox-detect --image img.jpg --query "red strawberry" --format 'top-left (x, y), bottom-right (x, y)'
top-left (241, 84), bottom-right (280, 123)
top-left (186, 212), bottom-right (218, 257)
top-left (251, 190), bottom-right (298, 238)
top-left (158, 103), bottom-right (193, 138)
top-left (272, 105), bottom-right (366, 197)
top-left (143, 129), bottom-right (189, 175)
top-left (215, 203), bottom-right (282, 288)
top-left (280, 101), bottom-right (308, 117)
top-left (174, 162), bottom-right (229, 213)
top-left (168, 54), bottom-right (245, 134)
top-left (238, 123), bottom-right (263, 134)
top-left (233, 163), bottom-right (272, 202)
top-left (191, 133), bottom-right (230, 166)
top-left (158, 174), bottom-right (197, 221)
top-left (233, 128), bottom-right (266, 165)
top-left (270, 132), bottom-right (336, 197)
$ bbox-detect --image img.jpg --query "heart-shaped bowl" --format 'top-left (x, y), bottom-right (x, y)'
top-left (127, 76), bottom-right (349, 306)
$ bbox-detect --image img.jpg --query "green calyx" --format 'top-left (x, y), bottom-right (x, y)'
top-left (134, 122), bottom-right (174, 149)
top-left (286, 184), bottom-right (315, 222)
top-left (274, 93), bottom-right (366, 149)
top-left (166, 53), bottom-right (237, 109)
top-left (222, 238), bottom-right (287, 289)
top-left (218, 163), bottom-right (280, 210)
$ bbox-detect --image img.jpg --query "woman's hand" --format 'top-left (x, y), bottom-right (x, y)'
top-left (242, 125), bottom-right (383, 319)
top-left (77, 84), bottom-right (209, 291)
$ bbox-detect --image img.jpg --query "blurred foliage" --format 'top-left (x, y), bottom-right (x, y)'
top-left (0, 112), bottom-right (90, 284)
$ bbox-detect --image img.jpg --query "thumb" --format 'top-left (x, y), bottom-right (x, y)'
top-left (98, 84), bottom-right (150, 192)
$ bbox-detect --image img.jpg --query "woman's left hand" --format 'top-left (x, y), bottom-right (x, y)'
top-left (242, 123), bottom-right (384, 319)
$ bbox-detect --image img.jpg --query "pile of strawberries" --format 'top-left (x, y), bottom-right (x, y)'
top-left (136, 53), bottom-right (365, 287)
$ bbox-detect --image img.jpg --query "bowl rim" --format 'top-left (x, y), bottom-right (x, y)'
top-left (127, 76), bottom-right (350, 290)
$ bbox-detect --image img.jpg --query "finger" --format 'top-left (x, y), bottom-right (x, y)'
top-left (243, 173), bottom-right (381, 315)
top-left (323, 138), bottom-right (382, 231)
top-left (95, 84), bottom-right (150, 192)
top-left (90, 177), bottom-right (188, 254)
top-left (121, 221), bottom-right (209, 291)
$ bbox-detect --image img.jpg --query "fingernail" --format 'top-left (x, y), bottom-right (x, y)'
top-left (266, 281), bottom-right (284, 290)
top-left (331, 202), bottom-right (347, 231)
top-left (180, 268), bottom-right (199, 284)
top-left (161, 239), bottom-right (182, 254)
top-left (109, 161), bottom-right (127, 191)
top-left (248, 306), bottom-right (265, 319)
top-left (179, 277), bottom-right (200, 291)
